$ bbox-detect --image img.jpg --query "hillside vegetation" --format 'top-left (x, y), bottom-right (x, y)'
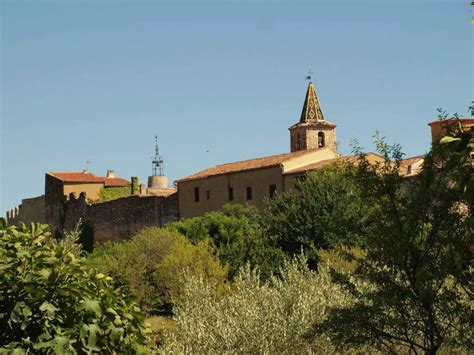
top-left (1, 118), bottom-right (472, 354)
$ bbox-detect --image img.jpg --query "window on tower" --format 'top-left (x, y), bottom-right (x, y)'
top-left (318, 132), bottom-right (325, 148)
top-left (194, 187), bottom-right (200, 202)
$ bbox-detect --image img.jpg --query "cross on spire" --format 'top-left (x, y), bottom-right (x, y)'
top-left (305, 68), bottom-right (313, 82)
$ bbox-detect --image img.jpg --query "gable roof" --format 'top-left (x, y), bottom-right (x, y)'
top-left (47, 172), bottom-right (130, 186)
top-left (176, 149), bottom-right (323, 183)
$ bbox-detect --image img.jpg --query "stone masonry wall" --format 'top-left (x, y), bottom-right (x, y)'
top-left (7, 192), bottom-right (178, 245)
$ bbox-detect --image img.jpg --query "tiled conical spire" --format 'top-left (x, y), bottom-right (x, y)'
top-left (299, 82), bottom-right (325, 122)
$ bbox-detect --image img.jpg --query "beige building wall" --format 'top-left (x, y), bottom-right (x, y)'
top-left (178, 165), bottom-right (284, 219)
top-left (63, 182), bottom-right (105, 201)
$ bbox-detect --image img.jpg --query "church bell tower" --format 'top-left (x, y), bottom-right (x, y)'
top-left (289, 79), bottom-right (337, 152)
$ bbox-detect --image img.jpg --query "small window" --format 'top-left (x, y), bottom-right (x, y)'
top-left (407, 165), bottom-right (412, 175)
top-left (269, 184), bottom-right (277, 198)
top-left (246, 186), bottom-right (253, 200)
top-left (318, 132), bottom-right (325, 148)
top-left (228, 187), bottom-right (234, 201)
top-left (194, 187), bottom-right (200, 202)
top-left (206, 190), bottom-right (210, 200)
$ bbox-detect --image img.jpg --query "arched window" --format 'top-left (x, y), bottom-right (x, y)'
top-left (318, 132), bottom-right (325, 148)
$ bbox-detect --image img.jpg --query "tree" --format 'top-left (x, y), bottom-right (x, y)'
top-left (318, 124), bottom-right (473, 354)
top-left (167, 204), bottom-right (286, 279)
top-left (160, 256), bottom-right (360, 353)
top-left (87, 227), bottom-right (228, 314)
top-left (261, 164), bottom-right (367, 266)
top-left (0, 220), bottom-right (150, 353)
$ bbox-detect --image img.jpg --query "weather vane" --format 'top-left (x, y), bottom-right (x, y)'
top-left (305, 68), bottom-right (313, 82)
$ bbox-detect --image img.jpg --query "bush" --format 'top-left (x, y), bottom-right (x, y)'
top-left (261, 165), bottom-right (366, 266)
top-left (87, 227), bottom-right (228, 314)
top-left (160, 256), bottom-right (359, 353)
top-left (98, 186), bottom-right (131, 201)
top-left (0, 220), bottom-right (150, 353)
top-left (167, 204), bottom-right (286, 279)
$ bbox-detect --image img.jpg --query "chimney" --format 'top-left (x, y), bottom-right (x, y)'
top-left (106, 170), bottom-right (115, 178)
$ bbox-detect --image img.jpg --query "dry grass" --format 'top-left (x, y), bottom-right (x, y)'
top-left (145, 316), bottom-right (176, 344)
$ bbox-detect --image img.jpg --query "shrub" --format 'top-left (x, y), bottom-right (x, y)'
top-left (0, 220), bottom-right (150, 353)
top-left (98, 186), bottom-right (131, 201)
top-left (160, 256), bottom-right (358, 353)
top-left (261, 164), bottom-right (366, 266)
top-left (87, 227), bottom-right (228, 314)
top-left (167, 204), bottom-right (286, 279)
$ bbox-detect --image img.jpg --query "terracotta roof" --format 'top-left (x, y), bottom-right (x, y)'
top-left (428, 117), bottom-right (474, 126)
top-left (48, 172), bottom-right (130, 186)
top-left (103, 177), bottom-right (131, 187)
top-left (147, 188), bottom-right (177, 197)
top-left (176, 149), bottom-right (321, 182)
top-left (284, 153), bottom-right (384, 175)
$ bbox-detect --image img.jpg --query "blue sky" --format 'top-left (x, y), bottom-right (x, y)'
top-left (1, 0), bottom-right (472, 213)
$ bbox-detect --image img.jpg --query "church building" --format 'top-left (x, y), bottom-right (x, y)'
top-left (177, 81), bottom-right (347, 219)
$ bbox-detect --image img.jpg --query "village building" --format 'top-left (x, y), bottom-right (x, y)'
top-left (175, 81), bottom-right (473, 219)
top-left (45, 170), bottom-right (130, 203)
top-left (5, 77), bottom-right (473, 243)
top-left (176, 80), bottom-right (343, 218)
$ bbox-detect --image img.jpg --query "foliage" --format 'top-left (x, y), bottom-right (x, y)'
top-left (98, 186), bottom-right (131, 201)
top-left (0, 221), bottom-right (150, 353)
top-left (160, 255), bottom-right (360, 354)
top-left (87, 227), bottom-right (228, 314)
top-left (167, 203), bottom-right (286, 279)
top-left (261, 164), bottom-right (367, 266)
top-left (318, 128), bottom-right (473, 354)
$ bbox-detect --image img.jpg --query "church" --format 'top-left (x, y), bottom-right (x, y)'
top-left (176, 80), bottom-right (385, 218)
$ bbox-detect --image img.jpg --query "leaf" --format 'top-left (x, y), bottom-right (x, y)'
top-left (440, 136), bottom-right (461, 144)
top-left (79, 298), bottom-right (102, 316)
top-left (39, 301), bottom-right (58, 318)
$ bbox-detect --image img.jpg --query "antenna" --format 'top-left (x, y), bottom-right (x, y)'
top-left (305, 68), bottom-right (313, 82)
top-left (151, 135), bottom-right (164, 176)
top-left (85, 160), bottom-right (92, 172)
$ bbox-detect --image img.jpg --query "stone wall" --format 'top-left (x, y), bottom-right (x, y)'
top-left (6, 195), bottom-right (47, 226)
top-left (7, 192), bottom-right (178, 245)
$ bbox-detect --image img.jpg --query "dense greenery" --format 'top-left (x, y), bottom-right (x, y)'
top-left (87, 227), bottom-right (228, 315)
top-left (316, 126), bottom-right (473, 354)
top-left (167, 204), bottom-right (286, 279)
top-left (0, 221), bottom-right (150, 353)
top-left (3, 114), bottom-right (471, 353)
top-left (98, 186), bottom-right (131, 201)
top-left (262, 164), bottom-right (366, 266)
top-left (161, 256), bottom-right (362, 353)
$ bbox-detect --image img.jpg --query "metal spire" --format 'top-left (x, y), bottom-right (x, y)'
top-left (151, 135), bottom-right (164, 176)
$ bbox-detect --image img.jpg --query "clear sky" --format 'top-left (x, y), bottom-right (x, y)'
top-left (1, 0), bottom-right (472, 213)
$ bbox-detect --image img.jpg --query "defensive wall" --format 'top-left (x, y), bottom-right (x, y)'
top-left (6, 192), bottom-right (178, 244)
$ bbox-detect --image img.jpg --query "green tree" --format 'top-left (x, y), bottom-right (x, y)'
top-left (167, 203), bottom-right (286, 279)
top-left (261, 164), bottom-right (367, 266)
top-left (318, 124), bottom-right (473, 354)
top-left (0, 221), bottom-right (150, 353)
top-left (87, 227), bottom-right (228, 314)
